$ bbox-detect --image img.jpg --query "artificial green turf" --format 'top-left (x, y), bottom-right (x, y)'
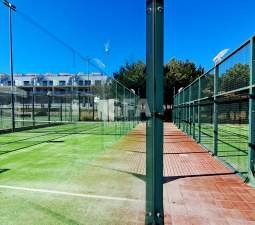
top-left (0, 122), bottom-right (144, 225)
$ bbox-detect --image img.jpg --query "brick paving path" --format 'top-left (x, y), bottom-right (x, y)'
top-left (100, 122), bottom-right (255, 224)
top-left (164, 123), bottom-right (255, 225)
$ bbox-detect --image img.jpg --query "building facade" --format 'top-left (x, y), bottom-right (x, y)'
top-left (0, 72), bottom-right (108, 95)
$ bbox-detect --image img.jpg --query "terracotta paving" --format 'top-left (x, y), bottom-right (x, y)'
top-left (163, 123), bottom-right (255, 225)
top-left (103, 122), bottom-right (255, 224)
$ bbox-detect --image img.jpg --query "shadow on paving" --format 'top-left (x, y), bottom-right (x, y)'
top-left (163, 172), bottom-right (236, 184)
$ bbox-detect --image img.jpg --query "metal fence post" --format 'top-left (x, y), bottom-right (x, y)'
top-left (146, 0), bottom-right (164, 224)
top-left (60, 97), bottom-right (63, 122)
top-left (78, 93), bottom-right (81, 121)
top-left (178, 94), bottom-right (181, 129)
top-left (193, 102), bottom-right (196, 140)
top-left (189, 86), bottom-right (192, 136)
top-left (248, 36), bottom-right (255, 182)
top-left (32, 92), bottom-right (35, 127)
top-left (48, 95), bottom-right (51, 123)
top-left (213, 65), bottom-right (219, 156)
top-left (186, 95), bottom-right (188, 134)
top-left (22, 94), bottom-right (25, 126)
top-left (70, 96), bottom-right (73, 122)
top-left (198, 77), bottom-right (201, 143)
top-left (122, 86), bottom-right (126, 135)
top-left (181, 90), bottom-right (185, 131)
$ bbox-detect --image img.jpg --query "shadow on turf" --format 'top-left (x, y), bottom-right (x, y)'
top-left (89, 163), bottom-right (146, 182)
top-left (0, 169), bottom-right (10, 174)
top-left (24, 200), bottom-right (84, 225)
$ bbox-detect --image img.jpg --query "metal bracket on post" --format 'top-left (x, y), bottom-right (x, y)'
top-left (145, 0), bottom-right (164, 224)
top-left (213, 66), bottom-right (219, 156)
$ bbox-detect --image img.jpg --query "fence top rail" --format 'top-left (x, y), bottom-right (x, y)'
top-left (174, 34), bottom-right (254, 99)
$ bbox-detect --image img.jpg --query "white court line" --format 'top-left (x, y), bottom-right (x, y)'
top-left (0, 185), bottom-right (141, 203)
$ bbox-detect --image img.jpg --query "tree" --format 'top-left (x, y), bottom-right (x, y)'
top-left (113, 59), bottom-right (204, 121)
top-left (113, 61), bottom-right (146, 97)
top-left (220, 63), bottom-right (249, 92)
top-left (164, 59), bottom-right (204, 121)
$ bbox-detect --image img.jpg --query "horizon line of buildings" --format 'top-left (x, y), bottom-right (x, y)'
top-left (0, 72), bottom-right (108, 88)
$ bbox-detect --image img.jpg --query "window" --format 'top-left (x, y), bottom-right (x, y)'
top-left (95, 80), bottom-right (101, 86)
top-left (78, 80), bottom-right (83, 86)
top-left (59, 80), bottom-right (66, 86)
top-left (42, 81), bottom-right (48, 86)
top-left (23, 81), bottom-right (30, 86)
top-left (49, 80), bottom-right (53, 86)
top-left (85, 80), bottom-right (91, 86)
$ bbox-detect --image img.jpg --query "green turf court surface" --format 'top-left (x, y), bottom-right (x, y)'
top-left (0, 122), bottom-right (145, 225)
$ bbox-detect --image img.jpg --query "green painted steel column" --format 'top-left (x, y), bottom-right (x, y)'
top-left (186, 102), bottom-right (188, 134)
top-left (182, 92), bottom-right (184, 130)
top-left (213, 66), bottom-right (219, 156)
top-left (48, 95), bottom-right (51, 123)
top-left (248, 36), bottom-right (255, 183)
top-left (60, 97), bottom-right (63, 122)
top-left (146, 0), bottom-right (164, 224)
top-left (78, 93), bottom-right (81, 121)
top-left (178, 94), bottom-right (181, 129)
top-left (198, 77), bottom-right (201, 143)
top-left (32, 92), bottom-right (35, 127)
top-left (189, 87), bottom-right (192, 136)
top-left (192, 102), bottom-right (196, 140)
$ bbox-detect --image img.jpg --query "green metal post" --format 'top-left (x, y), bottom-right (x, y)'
top-left (189, 87), bottom-right (192, 136)
top-left (48, 95), bottom-right (51, 123)
top-left (123, 86), bottom-right (125, 135)
top-left (178, 94), bottom-right (181, 129)
top-left (172, 88), bottom-right (175, 123)
top-left (70, 96), bottom-right (73, 122)
top-left (181, 93), bottom-right (184, 130)
top-left (78, 93), bottom-right (81, 121)
top-left (183, 96), bottom-right (186, 131)
top-left (186, 102), bottom-right (188, 134)
top-left (192, 102), bottom-right (195, 140)
top-left (22, 94), bottom-right (25, 127)
top-left (198, 77), bottom-right (201, 143)
top-left (248, 36), bottom-right (255, 182)
top-left (32, 92), bottom-right (35, 127)
top-left (60, 97), bottom-right (63, 122)
top-left (146, 0), bottom-right (164, 224)
top-left (213, 65), bottom-right (219, 156)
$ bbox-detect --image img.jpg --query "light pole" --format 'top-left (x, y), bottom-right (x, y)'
top-left (3, 0), bottom-right (16, 131)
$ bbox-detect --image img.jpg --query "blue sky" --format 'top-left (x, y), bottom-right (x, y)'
top-left (0, 0), bottom-right (255, 75)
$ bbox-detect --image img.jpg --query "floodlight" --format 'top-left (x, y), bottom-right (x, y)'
top-left (213, 49), bottom-right (229, 65)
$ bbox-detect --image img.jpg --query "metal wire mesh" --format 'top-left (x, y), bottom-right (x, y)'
top-left (0, 77), bottom-right (139, 136)
top-left (173, 38), bottom-right (253, 177)
top-left (216, 91), bottom-right (249, 173)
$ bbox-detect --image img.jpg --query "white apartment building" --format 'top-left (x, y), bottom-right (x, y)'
top-left (0, 72), bottom-right (107, 88)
